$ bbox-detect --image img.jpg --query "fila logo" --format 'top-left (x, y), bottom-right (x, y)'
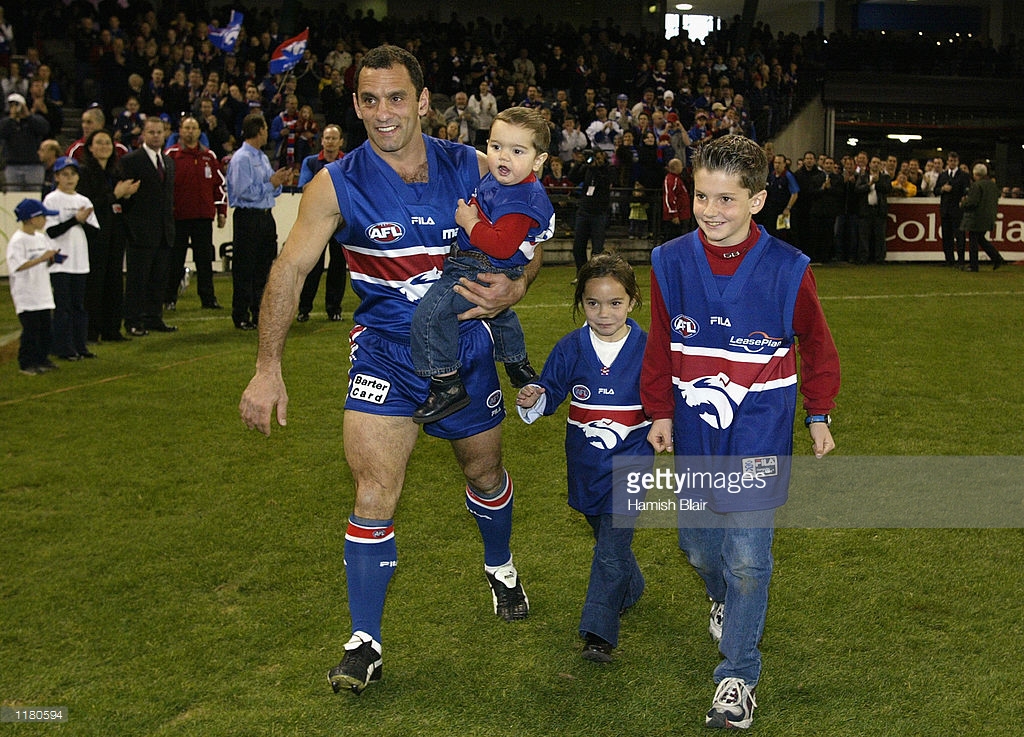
top-left (597, 388), bottom-right (615, 395)
top-left (710, 316), bottom-right (732, 327)
top-left (411, 216), bottom-right (435, 225)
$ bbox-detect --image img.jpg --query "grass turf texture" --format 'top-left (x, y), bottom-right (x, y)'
top-left (1, 262), bottom-right (1022, 736)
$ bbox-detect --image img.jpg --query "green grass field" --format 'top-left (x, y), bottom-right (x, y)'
top-left (2, 261), bottom-right (1022, 736)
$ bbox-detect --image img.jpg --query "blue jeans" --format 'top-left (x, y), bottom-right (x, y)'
top-left (579, 513), bottom-right (645, 647)
top-left (678, 509), bottom-right (775, 686)
top-left (410, 255), bottom-right (526, 377)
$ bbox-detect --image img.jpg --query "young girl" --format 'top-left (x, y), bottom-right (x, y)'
top-left (516, 253), bottom-right (652, 662)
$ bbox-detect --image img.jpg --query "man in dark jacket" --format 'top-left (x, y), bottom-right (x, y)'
top-left (855, 155), bottom-right (892, 264)
top-left (120, 117), bottom-right (177, 335)
top-left (1, 92), bottom-right (50, 187)
top-left (935, 151), bottom-right (972, 267)
top-left (959, 163), bottom-right (1006, 271)
top-left (572, 149), bottom-right (614, 272)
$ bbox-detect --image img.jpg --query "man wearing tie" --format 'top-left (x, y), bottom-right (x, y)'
top-left (935, 151), bottom-right (971, 267)
top-left (121, 117), bottom-right (177, 335)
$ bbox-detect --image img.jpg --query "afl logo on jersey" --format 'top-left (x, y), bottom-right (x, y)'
top-left (672, 314), bottom-right (699, 338)
top-left (366, 222), bottom-right (405, 243)
top-left (572, 384), bottom-right (591, 401)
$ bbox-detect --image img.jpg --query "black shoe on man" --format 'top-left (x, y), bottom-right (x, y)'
top-left (328, 632), bottom-right (382, 695)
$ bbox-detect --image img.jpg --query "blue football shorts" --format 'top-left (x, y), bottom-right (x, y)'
top-left (345, 322), bottom-right (506, 440)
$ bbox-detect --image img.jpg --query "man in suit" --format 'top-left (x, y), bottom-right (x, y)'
top-left (935, 151), bottom-right (972, 267)
top-left (854, 155), bottom-right (892, 264)
top-left (121, 117), bottom-right (177, 335)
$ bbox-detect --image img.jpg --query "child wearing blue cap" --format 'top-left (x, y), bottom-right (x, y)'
top-left (6, 199), bottom-right (62, 375)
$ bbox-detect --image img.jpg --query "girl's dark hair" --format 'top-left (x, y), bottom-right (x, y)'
top-left (573, 252), bottom-right (642, 322)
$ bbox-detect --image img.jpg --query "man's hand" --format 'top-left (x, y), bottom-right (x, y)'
top-left (239, 369), bottom-right (289, 437)
top-left (270, 167), bottom-right (292, 187)
top-left (454, 271), bottom-right (527, 320)
top-left (217, 213), bottom-right (226, 228)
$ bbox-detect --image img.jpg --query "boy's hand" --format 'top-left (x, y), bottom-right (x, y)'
top-left (810, 424), bottom-right (835, 459)
top-left (455, 198), bottom-right (480, 232)
top-left (516, 384), bottom-right (545, 408)
top-left (647, 418), bottom-right (674, 453)
top-left (75, 207), bottom-right (94, 222)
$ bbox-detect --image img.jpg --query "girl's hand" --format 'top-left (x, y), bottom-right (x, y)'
top-left (516, 384), bottom-right (545, 408)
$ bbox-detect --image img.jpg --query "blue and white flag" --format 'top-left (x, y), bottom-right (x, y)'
top-left (269, 29), bottom-right (308, 74)
top-left (209, 11), bottom-right (244, 53)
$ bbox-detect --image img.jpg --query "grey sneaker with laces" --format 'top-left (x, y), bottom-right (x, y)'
top-left (705, 677), bottom-right (756, 729)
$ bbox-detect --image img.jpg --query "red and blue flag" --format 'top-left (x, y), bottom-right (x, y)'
top-left (208, 10), bottom-right (244, 53)
top-left (269, 29), bottom-right (309, 74)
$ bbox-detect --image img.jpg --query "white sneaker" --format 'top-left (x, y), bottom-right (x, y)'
top-left (709, 600), bottom-right (725, 643)
top-left (705, 677), bottom-right (756, 729)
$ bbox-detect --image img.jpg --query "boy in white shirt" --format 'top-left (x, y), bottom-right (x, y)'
top-left (43, 156), bottom-right (99, 361)
top-left (6, 199), bottom-right (61, 375)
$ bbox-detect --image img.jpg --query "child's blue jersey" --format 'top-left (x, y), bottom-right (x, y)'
top-left (455, 173), bottom-right (555, 269)
top-left (327, 135), bottom-right (481, 342)
top-left (650, 228), bottom-right (808, 512)
top-left (530, 319), bottom-right (652, 516)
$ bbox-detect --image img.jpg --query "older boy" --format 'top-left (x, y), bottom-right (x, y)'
top-left (641, 135), bottom-right (840, 729)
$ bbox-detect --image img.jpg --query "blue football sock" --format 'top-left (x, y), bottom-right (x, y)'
top-left (465, 470), bottom-right (514, 568)
top-left (343, 515), bottom-right (397, 643)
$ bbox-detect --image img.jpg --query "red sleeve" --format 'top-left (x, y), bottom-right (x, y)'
top-left (468, 211), bottom-right (537, 260)
top-left (793, 267), bottom-right (841, 413)
top-left (640, 271), bottom-right (677, 420)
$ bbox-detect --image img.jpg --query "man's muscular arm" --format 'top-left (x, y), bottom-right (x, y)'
top-left (239, 169), bottom-right (343, 435)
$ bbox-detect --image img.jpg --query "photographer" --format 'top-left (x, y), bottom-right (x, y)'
top-left (572, 148), bottom-right (614, 273)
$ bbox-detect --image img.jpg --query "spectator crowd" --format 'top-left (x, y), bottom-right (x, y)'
top-left (3, 4), bottom-right (1021, 374)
